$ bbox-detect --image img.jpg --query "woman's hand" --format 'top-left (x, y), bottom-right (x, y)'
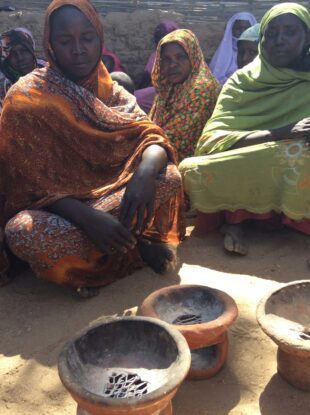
top-left (47, 197), bottom-right (136, 255)
top-left (47, 144), bottom-right (168, 251)
top-left (119, 144), bottom-right (168, 234)
top-left (237, 118), bottom-right (310, 149)
top-left (270, 118), bottom-right (310, 141)
top-left (119, 167), bottom-right (156, 234)
top-left (83, 209), bottom-right (136, 255)
top-left (289, 118), bottom-right (310, 144)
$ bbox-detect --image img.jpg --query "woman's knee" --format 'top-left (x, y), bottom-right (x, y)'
top-left (5, 210), bottom-right (75, 259)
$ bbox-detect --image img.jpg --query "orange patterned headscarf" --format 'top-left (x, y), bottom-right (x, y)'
top-left (44, 0), bottom-right (104, 56)
top-left (0, 0), bottom-right (175, 223)
top-left (44, 0), bottom-right (108, 97)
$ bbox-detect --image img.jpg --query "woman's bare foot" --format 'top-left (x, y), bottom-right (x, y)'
top-left (76, 287), bottom-right (100, 299)
top-left (137, 239), bottom-right (176, 274)
top-left (221, 224), bottom-right (248, 255)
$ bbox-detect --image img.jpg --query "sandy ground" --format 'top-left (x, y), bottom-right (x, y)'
top-left (1, 223), bottom-right (310, 415)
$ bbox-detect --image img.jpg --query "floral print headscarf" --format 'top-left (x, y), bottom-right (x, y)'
top-left (149, 29), bottom-right (221, 162)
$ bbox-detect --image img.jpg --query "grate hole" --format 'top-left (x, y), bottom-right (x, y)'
top-left (173, 313), bottom-right (202, 325)
top-left (103, 372), bottom-right (149, 399)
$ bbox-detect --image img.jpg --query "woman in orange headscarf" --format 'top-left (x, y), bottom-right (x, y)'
top-left (0, 0), bottom-right (184, 297)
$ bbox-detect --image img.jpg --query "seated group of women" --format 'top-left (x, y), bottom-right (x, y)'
top-left (0, 0), bottom-right (309, 298)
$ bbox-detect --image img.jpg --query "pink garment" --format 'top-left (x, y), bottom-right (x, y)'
top-left (102, 47), bottom-right (126, 72)
top-left (145, 51), bottom-right (156, 75)
top-left (196, 211), bottom-right (310, 235)
top-left (135, 86), bottom-right (156, 113)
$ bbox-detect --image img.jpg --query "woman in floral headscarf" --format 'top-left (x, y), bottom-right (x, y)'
top-left (0, 27), bottom-right (44, 112)
top-left (135, 20), bottom-right (180, 112)
top-left (0, 0), bottom-right (185, 297)
top-left (149, 29), bottom-right (221, 162)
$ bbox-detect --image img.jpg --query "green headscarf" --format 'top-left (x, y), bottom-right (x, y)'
top-left (259, 2), bottom-right (310, 34)
top-left (196, 2), bottom-right (310, 155)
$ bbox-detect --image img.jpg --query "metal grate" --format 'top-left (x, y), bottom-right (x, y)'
top-left (103, 372), bottom-right (149, 399)
top-left (173, 313), bottom-right (202, 325)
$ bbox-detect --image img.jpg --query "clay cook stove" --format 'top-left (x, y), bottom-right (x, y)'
top-left (257, 280), bottom-right (310, 391)
top-left (140, 284), bottom-right (238, 380)
top-left (58, 316), bottom-right (191, 414)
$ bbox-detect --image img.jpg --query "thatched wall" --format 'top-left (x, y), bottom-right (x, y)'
top-left (1, 1), bottom-right (309, 81)
top-left (9, 0), bottom-right (310, 21)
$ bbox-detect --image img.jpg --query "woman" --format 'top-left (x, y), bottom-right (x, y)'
top-left (149, 29), bottom-right (220, 162)
top-left (135, 20), bottom-right (179, 112)
top-left (180, 3), bottom-right (310, 255)
top-left (102, 47), bottom-right (126, 73)
top-left (0, 0), bottom-right (185, 297)
top-left (237, 23), bottom-right (260, 69)
top-left (138, 20), bottom-right (179, 89)
top-left (210, 12), bottom-right (257, 84)
top-left (0, 27), bottom-right (45, 112)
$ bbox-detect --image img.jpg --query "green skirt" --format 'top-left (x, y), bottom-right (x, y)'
top-left (179, 139), bottom-right (310, 221)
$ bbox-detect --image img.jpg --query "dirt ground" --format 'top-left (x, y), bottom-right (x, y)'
top-left (1, 223), bottom-right (310, 415)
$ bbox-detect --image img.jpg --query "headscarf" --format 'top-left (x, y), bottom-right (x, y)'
top-left (0, 27), bottom-right (42, 113)
top-left (43, 0), bottom-right (106, 94)
top-left (196, 3), bottom-right (310, 156)
top-left (238, 23), bottom-right (260, 43)
top-left (0, 0), bottom-right (176, 222)
top-left (210, 12), bottom-right (257, 85)
top-left (0, 28), bottom-right (35, 63)
top-left (259, 2), bottom-right (310, 33)
top-left (10, 27), bottom-right (46, 67)
top-left (15, 27), bottom-right (36, 49)
top-left (144, 20), bottom-right (179, 75)
top-left (102, 47), bottom-right (126, 72)
top-left (0, 28), bottom-right (36, 83)
top-left (149, 29), bottom-right (221, 162)
top-left (153, 20), bottom-right (180, 45)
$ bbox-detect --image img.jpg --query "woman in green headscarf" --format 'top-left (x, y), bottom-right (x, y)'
top-left (179, 2), bottom-right (310, 255)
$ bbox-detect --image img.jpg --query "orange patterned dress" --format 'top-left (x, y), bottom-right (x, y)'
top-left (0, 0), bottom-right (185, 288)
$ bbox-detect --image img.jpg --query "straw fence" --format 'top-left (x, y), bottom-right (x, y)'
top-left (10, 0), bottom-right (310, 22)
